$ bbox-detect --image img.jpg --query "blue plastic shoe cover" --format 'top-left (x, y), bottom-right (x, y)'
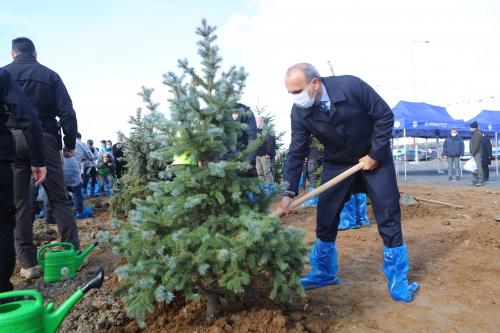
top-left (300, 240), bottom-right (341, 290)
top-left (338, 195), bottom-right (359, 230)
top-left (300, 187), bottom-right (318, 207)
top-left (382, 243), bottom-right (418, 302)
top-left (108, 188), bottom-right (113, 197)
top-left (299, 175), bottom-right (304, 189)
top-left (354, 193), bottom-right (371, 227)
top-left (38, 210), bottom-right (45, 218)
top-left (76, 206), bottom-right (94, 219)
top-left (100, 191), bottom-right (105, 197)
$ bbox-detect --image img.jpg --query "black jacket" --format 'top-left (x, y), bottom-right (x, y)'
top-left (220, 103), bottom-right (258, 165)
top-left (3, 54), bottom-right (77, 150)
top-left (284, 75), bottom-right (393, 194)
top-left (0, 68), bottom-right (45, 165)
top-left (112, 142), bottom-right (124, 160)
top-left (256, 129), bottom-right (275, 158)
top-left (481, 136), bottom-right (492, 166)
top-left (442, 135), bottom-right (464, 157)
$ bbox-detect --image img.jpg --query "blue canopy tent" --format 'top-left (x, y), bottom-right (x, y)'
top-left (391, 101), bottom-right (467, 179)
top-left (465, 110), bottom-right (500, 174)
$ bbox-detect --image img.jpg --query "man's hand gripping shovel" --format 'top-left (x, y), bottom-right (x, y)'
top-left (270, 162), bottom-right (365, 218)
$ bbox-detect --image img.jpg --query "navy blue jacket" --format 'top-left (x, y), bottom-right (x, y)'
top-left (284, 75), bottom-right (393, 194)
top-left (481, 136), bottom-right (492, 166)
top-left (442, 135), bottom-right (464, 157)
top-left (3, 54), bottom-right (77, 150)
top-left (0, 68), bottom-right (45, 166)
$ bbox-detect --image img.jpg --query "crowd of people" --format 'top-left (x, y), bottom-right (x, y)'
top-left (0, 37), bottom-right (132, 297)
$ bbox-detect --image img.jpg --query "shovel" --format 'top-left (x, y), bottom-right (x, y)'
top-left (270, 162), bottom-right (365, 217)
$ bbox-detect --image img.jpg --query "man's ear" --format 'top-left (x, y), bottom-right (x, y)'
top-left (11, 52), bottom-right (16, 59)
top-left (33, 52), bottom-right (38, 60)
top-left (312, 77), bottom-right (321, 89)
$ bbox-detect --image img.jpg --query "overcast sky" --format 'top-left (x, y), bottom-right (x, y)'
top-left (1, 0), bottom-right (499, 146)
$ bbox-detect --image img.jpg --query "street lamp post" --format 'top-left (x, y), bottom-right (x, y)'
top-left (412, 40), bottom-right (429, 102)
top-left (412, 40), bottom-right (429, 164)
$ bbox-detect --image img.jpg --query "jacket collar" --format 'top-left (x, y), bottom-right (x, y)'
top-left (13, 53), bottom-right (37, 63)
top-left (299, 76), bottom-right (346, 122)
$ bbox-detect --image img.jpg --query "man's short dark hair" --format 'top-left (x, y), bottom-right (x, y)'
top-left (12, 37), bottom-right (36, 55)
top-left (106, 140), bottom-right (112, 144)
top-left (76, 132), bottom-right (82, 139)
top-left (100, 140), bottom-right (106, 144)
top-left (87, 139), bottom-right (94, 146)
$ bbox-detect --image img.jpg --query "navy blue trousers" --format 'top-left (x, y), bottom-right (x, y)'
top-left (316, 150), bottom-right (403, 248)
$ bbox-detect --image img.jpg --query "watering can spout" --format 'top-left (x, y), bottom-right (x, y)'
top-left (75, 241), bottom-right (99, 269)
top-left (44, 266), bottom-right (105, 333)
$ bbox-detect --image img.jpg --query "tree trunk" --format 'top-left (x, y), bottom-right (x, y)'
top-left (205, 292), bottom-right (219, 321)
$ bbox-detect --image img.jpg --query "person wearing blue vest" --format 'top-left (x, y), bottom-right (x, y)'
top-left (276, 63), bottom-right (417, 302)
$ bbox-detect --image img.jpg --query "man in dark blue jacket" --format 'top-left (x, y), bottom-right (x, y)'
top-left (276, 63), bottom-right (417, 302)
top-left (0, 68), bottom-right (46, 293)
top-left (3, 37), bottom-right (81, 279)
top-left (442, 128), bottom-right (464, 181)
top-left (220, 103), bottom-right (258, 177)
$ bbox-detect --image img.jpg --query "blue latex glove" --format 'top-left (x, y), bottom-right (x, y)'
top-left (382, 244), bottom-right (418, 302)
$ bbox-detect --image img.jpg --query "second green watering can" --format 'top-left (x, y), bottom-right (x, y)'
top-left (37, 241), bottom-right (98, 282)
top-left (0, 265), bottom-right (104, 333)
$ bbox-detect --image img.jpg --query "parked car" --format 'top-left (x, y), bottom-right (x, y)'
top-left (397, 150), bottom-right (436, 161)
top-left (461, 152), bottom-right (471, 160)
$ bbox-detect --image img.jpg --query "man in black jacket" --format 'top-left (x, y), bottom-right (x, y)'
top-left (112, 135), bottom-right (126, 184)
top-left (480, 131), bottom-right (493, 181)
top-left (255, 116), bottom-right (274, 184)
top-left (442, 128), bottom-right (464, 181)
top-left (220, 103), bottom-right (258, 177)
top-left (0, 68), bottom-right (46, 292)
top-left (468, 121), bottom-right (483, 186)
top-left (276, 63), bottom-right (417, 302)
top-left (3, 37), bottom-right (82, 279)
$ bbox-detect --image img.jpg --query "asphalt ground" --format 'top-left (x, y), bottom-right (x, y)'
top-left (395, 158), bottom-right (500, 188)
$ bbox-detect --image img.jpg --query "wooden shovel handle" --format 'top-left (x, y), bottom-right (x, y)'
top-left (269, 162), bottom-right (365, 217)
top-left (414, 197), bottom-right (463, 209)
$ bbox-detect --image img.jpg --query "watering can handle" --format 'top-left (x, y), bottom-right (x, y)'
top-left (0, 289), bottom-right (43, 306)
top-left (37, 242), bottom-right (75, 267)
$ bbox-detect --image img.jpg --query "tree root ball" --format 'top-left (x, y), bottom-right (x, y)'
top-left (95, 202), bottom-right (103, 208)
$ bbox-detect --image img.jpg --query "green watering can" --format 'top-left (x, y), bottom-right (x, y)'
top-left (0, 265), bottom-right (104, 333)
top-left (37, 241), bottom-right (98, 282)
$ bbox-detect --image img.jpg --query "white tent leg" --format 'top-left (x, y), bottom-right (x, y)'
top-left (415, 137), bottom-right (419, 164)
top-left (425, 138), bottom-right (428, 164)
top-left (495, 132), bottom-right (498, 174)
top-left (436, 136), bottom-right (441, 174)
top-left (396, 135), bottom-right (399, 175)
top-left (404, 129), bottom-right (407, 180)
